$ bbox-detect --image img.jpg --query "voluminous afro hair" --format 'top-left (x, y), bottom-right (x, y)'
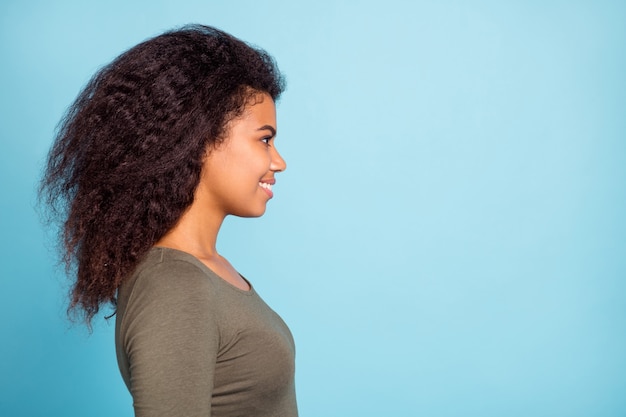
top-left (39, 24), bottom-right (285, 326)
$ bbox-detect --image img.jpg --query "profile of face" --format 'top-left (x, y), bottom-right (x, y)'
top-left (197, 92), bottom-right (287, 218)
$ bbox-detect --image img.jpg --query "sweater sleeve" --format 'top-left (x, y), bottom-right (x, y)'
top-left (119, 260), bottom-right (219, 417)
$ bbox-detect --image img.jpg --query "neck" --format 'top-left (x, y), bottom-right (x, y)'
top-left (155, 203), bottom-right (226, 259)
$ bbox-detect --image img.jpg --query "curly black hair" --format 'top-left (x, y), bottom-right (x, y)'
top-left (39, 24), bottom-right (285, 326)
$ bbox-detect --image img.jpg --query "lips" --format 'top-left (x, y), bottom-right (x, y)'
top-left (259, 179), bottom-right (274, 197)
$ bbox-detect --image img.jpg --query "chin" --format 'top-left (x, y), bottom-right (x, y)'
top-left (234, 206), bottom-right (267, 218)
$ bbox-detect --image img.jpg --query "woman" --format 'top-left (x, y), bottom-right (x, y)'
top-left (40, 25), bottom-right (297, 416)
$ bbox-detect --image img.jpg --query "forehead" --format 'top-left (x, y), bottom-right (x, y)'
top-left (220, 93), bottom-right (276, 143)
top-left (239, 93), bottom-right (276, 123)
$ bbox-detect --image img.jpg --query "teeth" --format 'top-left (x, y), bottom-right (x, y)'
top-left (259, 182), bottom-right (273, 191)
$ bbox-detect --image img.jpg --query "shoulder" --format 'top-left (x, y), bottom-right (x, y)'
top-left (118, 247), bottom-right (219, 328)
top-left (132, 247), bottom-right (216, 296)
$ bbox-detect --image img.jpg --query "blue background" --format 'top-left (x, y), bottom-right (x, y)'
top-left (1, 1), bottom-right (625, 416)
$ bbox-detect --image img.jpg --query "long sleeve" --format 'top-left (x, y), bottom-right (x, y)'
top-left (117, 259), bottom-right (220, 417)
top-left (115, 248), bottom-right (297, 417)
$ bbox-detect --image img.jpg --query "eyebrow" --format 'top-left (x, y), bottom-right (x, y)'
top-left (257, 125), bottom-right (276, 137)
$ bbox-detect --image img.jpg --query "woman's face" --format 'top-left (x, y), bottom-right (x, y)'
top-left (197, 92), bottom-right (286, 218)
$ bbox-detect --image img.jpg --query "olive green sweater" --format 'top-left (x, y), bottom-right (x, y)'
top-left (115, 247), bottom-right (297, 416)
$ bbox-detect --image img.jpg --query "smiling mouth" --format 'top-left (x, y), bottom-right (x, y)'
top-left (259, 182), bottom-right (273, 191)
top-left (259, 181), bottom-right (274, 197)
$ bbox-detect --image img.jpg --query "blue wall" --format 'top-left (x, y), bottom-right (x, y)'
top-left (1, 1), bottom-right (625, 416)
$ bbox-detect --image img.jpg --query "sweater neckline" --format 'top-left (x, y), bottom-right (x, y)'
top-left (151, 246), bottom-right (255, 296)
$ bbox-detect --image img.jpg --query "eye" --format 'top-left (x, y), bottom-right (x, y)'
top-left (261, 136), bottom-right (272, 146)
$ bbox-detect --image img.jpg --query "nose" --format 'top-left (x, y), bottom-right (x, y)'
top-left (270, 146), bottom-right (287, 172)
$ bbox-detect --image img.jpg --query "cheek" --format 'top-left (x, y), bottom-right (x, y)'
top-left (248, 149), bottom-right (272, 172)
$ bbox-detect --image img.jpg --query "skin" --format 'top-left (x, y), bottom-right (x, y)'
top-left (155, 92), bottom-right (286, 290)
